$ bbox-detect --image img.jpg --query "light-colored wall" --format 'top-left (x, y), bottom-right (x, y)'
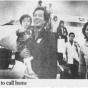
top-left (0, 1), bottom-right (88, 25)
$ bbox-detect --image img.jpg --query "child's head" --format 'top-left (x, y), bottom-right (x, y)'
top-left (19, 14), bottom-right (32, 29)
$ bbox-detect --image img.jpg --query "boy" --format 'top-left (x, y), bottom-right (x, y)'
top-left (63, 32), bottom-right (80, 79)
top-left (16, 14), bottom-right (38, 78)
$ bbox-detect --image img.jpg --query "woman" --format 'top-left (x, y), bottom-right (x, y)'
top-left (57, 20), bottom-right (68, 42)
top-left (79, 22), bottom-right (88, 79)
top-left (57, 20), bottom-right (68, 65)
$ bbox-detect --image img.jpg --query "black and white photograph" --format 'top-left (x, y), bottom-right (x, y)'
top-left (0, 0), bottom-right (87, 79)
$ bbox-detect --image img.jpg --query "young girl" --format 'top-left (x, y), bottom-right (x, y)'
top-left (16, 14), bottom-right (38, 78)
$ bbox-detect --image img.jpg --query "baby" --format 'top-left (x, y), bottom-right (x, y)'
top-left (16, 14), bottom-right (37, 78)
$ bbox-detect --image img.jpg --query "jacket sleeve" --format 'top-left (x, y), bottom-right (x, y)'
top-left (63, 27), bottom-right (68, 36)
top-left (79, 46), bottom-right (86, 75)
top-left (49, 32), bottom-right (57, 53)
top-left (65, 27), bottom-right (68, 35)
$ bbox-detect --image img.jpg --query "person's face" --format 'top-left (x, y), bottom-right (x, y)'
top-left (54, 16), bottom-right (58, 22)
top-left (85, 25), bottom-right (88, 38)
top-left (61, 22), bottom-right (64, 27)
top-left (33, 10), bottom-right (45, 29)
top-left (69, 34), bottom-right (75, 42)
top-left (21, 17), bottom-right (31, 29)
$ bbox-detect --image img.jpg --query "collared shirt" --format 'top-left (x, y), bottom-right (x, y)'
top-left (33, 27), bottom-right (43, 40)
top-left (64, 41), bottom-right (79, 64)
top-left (34, 29), bottom-right (39, 40)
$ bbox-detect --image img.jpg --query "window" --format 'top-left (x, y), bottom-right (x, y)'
top-left (65, 21), bottom-right (84, 27)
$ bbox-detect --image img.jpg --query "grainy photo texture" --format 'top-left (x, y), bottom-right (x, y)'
top-left (0, 0), bottom-right (87, 79)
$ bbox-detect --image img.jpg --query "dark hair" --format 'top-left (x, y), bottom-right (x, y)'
top-left (82, 22), bottom-right (88, 39)
top-left (33, 7), bottom-right (49, 22)
top-left (19, 14), bottom-right (32, 25)
top-left (69, 32), bottom-right (75, 37)
top-left (60, 20), bottom-right (64, 24)
top-left (58, 20), bottom-right (64, 27)
top-left (53, 16), bottom-right (58, 19)
top-left (53, 16), bottom-right (58, 21)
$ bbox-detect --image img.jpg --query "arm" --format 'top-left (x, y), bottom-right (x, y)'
top-left (79, 46), bottom-right (86, 78)
top-left (65, 28), bottom-right (68, 35)
top-left (63, 27), bottom-right (68, 36)
top-left (63, 43), bottom-right (68, 63)
top-left (74, 42), bottom-right (80, 56)
top-left (57, 27), bottom-right (62, 39)
top-left (17, 33), bottom-right (30, 42)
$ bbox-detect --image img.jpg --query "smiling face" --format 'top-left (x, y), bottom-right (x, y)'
top-left (85, 25), bottom-right (88, 38)
top-left (33, 10), bottom-right (45, 29)
top-left (69, 34), bottom-right (75, 42)
top-left (21, 17), bottom-right (31, 29)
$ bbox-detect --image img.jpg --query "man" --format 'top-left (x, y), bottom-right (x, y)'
top-left (19, 7), bottom-right (57, 79)
top-left (63, 32), bottom-right (80, 79)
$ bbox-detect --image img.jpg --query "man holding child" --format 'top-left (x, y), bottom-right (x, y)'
top-left (17, 7), bottom-right (57, 79)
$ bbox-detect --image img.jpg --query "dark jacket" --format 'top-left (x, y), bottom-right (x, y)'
top-left (16, 27), bottom-right (57, 79)
top-left (57, 27), bottom-right (68, 42)
top-left (31, 28), bottom-right (57, 79)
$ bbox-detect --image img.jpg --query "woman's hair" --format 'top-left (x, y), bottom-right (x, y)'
top-left (19, 14), bottom-right (32, 25)
top-left (82, 22), bottom-right (88, 39)
top-left (57, 20), bottom-right (64, 29)
top-left (58, 20), bottom-right (64, 28)
top-left (33, 7), bottom-right (49, 22)
top-left (59, 20), bottom-right (64, 25)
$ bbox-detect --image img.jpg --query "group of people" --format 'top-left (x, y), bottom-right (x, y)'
top-left (13, 5), bottom-right (88, 79)
top-left (55, 16), bottom-right (88, 79)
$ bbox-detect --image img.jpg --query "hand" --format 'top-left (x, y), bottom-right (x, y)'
top-left (20, 48), bottom-right (31, 58)
top-left (63, 53), bottom-right (67, 61)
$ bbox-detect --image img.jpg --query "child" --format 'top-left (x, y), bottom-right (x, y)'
top-left (16, 14), bottom-right (38, 78)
